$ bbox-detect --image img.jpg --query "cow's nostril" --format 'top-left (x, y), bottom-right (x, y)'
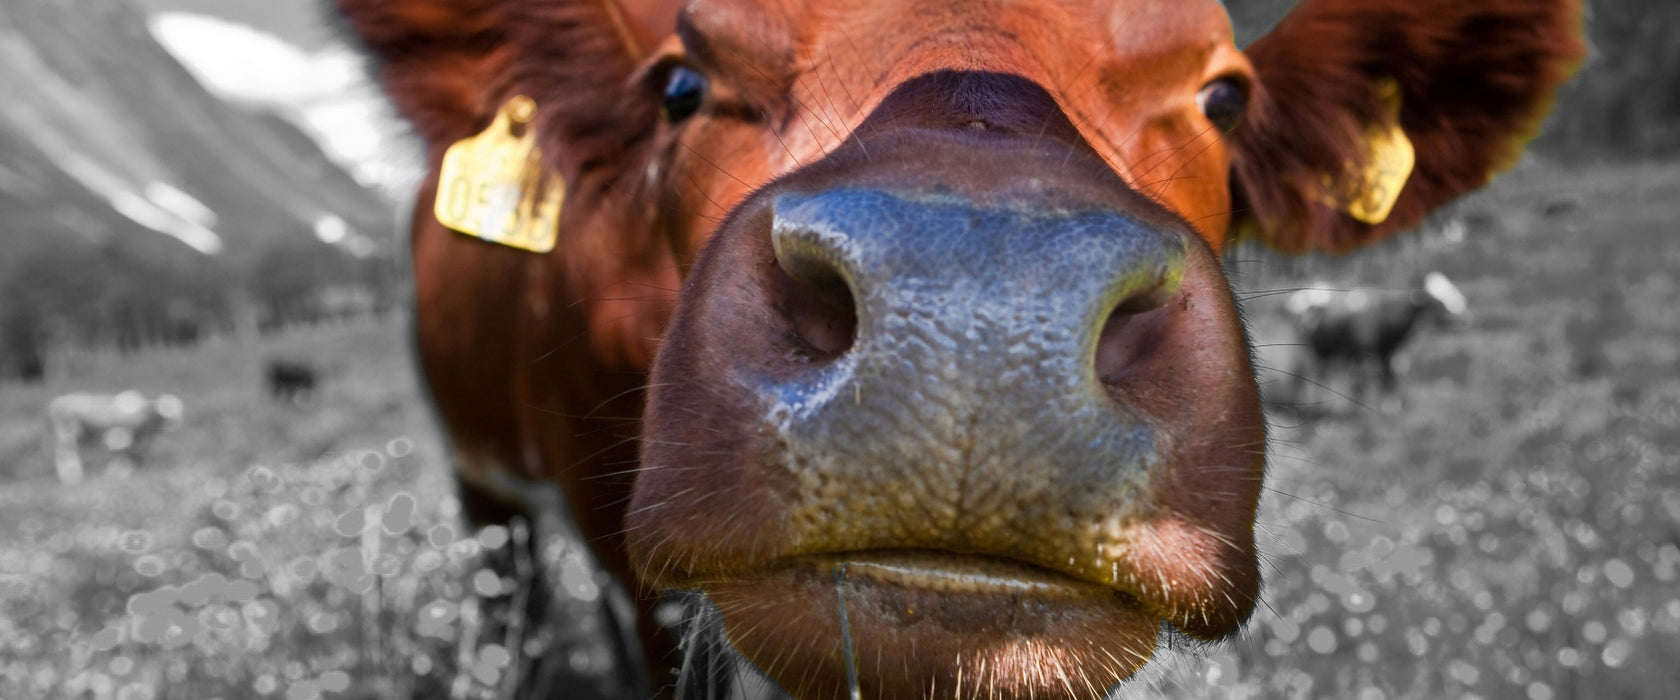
top-left (1094, 268), bottom-right (1178, 383)
top-left (775, 248), bottom-right (858, 360)
top-left (1096, 305), bottom-right (1145, 382)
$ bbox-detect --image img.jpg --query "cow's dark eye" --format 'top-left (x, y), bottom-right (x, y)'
top-left (662, 67), bottom-right (707, 123)
top-left (1197, 77), bottom-right (1247, 134)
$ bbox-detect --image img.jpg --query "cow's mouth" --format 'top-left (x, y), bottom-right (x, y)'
top-left (803, 550), bottom-right (1116, 598)
top-left (699, 549), bottom-right (1164, 698)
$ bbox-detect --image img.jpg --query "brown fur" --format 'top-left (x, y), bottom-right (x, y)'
top-left (337, 0), bottom-right (684, 350)
top-left (333, 0), bottom-right (1582, 695)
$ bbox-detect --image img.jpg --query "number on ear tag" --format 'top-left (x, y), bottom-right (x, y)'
top-left (434, 96), bottom-right (563, 253)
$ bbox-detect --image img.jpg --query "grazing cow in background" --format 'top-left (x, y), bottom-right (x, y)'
top-left (1541, 195), bottom-right (1581, 218)
top-left (1285, 272), bottom-right (1469, 410)
top-left (46, 391), bottom-right (183, 485)
top-left (266, 358), bottom-right (320, 404)
top-left (334, 0), bottom-right (1581, 696)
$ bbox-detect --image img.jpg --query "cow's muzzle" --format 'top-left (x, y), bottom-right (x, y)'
top-left (632, 71), bottom-right (1265, 699)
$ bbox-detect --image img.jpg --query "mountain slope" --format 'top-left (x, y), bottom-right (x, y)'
top-left (0, 0), bottom-right (391, 262)
top-left (0, 0), bottom-right (397, 372)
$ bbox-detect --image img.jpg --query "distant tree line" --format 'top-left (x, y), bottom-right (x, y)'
top-left (244, 236), bottom-right (406, 333)
top-left (0, 231), bottom-right (403, 383)
top-left (1541, 0), bottom-right (1680, 158)
top-left (2, 235), bottom-right (222, 380)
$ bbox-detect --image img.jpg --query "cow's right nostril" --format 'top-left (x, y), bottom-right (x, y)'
top-left (1095, 257), bottom-right (1182, 383)
top-left (774, 245), bottom-right (858, 360)
top-left (1095, 304), bottom-right (1158, 383)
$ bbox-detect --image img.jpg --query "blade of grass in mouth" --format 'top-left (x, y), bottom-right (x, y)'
top-left (834, 562), bottom-right (861, 700)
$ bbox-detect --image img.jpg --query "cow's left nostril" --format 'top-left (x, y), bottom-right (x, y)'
top-left (774, 246), bottom-right (858, 360)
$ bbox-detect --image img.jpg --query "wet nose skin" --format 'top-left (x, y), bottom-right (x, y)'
top-left (763, 187), bottom-right (1185, 556)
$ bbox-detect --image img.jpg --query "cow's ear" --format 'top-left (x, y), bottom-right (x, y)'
top-left (1230, 0), bottom-right (1584, 254)
top-left (332, 0), bottom-right (682, 168)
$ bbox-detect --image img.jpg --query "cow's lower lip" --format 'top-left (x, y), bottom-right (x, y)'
top-left (701, 550), bottom-right (1161, 698)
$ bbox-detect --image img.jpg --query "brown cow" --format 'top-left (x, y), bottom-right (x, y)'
top-left (333, 0), bottom-right (1581, 697)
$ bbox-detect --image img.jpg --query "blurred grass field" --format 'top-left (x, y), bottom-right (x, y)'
top-left (1, 157), bottom-right (1678, 699)
top-left (1206, 157), bottom-right (1680, 699)
top-left (0, 317), bottom-right (631, 699)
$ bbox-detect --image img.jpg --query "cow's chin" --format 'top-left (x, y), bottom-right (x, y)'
top-left (703, 551), bottom-right (1160, 700)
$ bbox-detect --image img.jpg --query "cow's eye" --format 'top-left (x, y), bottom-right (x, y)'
top-left (662, 67), bottom-right (708, 123)
top-left (1197, 77), bottom-right (1247, 134)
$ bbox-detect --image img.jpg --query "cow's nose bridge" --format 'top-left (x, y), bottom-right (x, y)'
top-left (853, 69), bottom-right (1086, 142)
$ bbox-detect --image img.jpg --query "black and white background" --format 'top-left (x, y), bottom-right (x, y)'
top-left (0, 1), bottom-right (1676, 698)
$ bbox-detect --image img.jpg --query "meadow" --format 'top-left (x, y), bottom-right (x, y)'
top-left (0, 157), bottom-right (1676, 699)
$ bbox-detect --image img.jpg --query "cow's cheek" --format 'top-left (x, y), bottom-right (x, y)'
top-left (671, 124), bottom-right (786, 263)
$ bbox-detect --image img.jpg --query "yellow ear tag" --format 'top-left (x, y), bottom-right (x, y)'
top-left (435, 96), bottom-right (563, 253)
top-left (1316, 79), bottom-right (1416, 225)
top-left (1343, 79), bottom-right (1414, 225)
top-left (1347, 121), bottom-right (1414, 224)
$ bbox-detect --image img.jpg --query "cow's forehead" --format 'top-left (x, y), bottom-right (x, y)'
top-left (681, 0), bottom-right (1235, 89)
top-left (672, 0), bottom-right (1247, 241)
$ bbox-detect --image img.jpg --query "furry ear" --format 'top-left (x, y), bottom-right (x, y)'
top-left (332, 0), bottom-right (680, 178)
top-left (1231, 0), bottom-right (1584, 254)
top-left (331, 0), bottom-right (516, 153)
